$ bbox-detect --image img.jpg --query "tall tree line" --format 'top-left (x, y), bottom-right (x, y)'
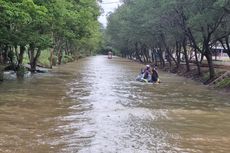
top-left (106, 0), bottom-right (230, 80)
top-left (0, 0), bottom-right (102, 72)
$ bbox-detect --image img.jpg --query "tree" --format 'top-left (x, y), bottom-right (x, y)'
top-left (106, 0), bottom-right (230, 80)
top-left (0, 0), bottom-right (102, 74)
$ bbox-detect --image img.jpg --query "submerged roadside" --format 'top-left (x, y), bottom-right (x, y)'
top-left (0, 49), bottom-right (86, 81)
top-left (157, 62), bottom-right (230, 91)
top-left (131, 58), bottom-right (230, 91)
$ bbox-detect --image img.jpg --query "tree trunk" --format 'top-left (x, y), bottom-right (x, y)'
top-left (50, 48), bottom-right (54, 68)
top-left (202, 27), bottom-right (215, 80)
top-left (194, 48), bottom-right (201, 75)
top-left (31, 48), bottom-right (41, 72)
top-left (140, 44), bottom-right (147, 63)
top-left (205, 52), bottom-right (215, 80)
top-left (3, 45), bottom-right (8, 64)
top-left (176, 41), bottom-right (181, 68)
top-left (0, 53), bottom-right (3, 64)
top-left (143, 50), bottom-right (149, 63)
top-left (0, 65), bottom-right (4, 81)
top-left (29, 44), bottom-right (36, 72)
top-left (18, 46), bottom-right (25, 66)
top-left (135, 43), bottom-right (143, 63)
top-left (200, 53), bottom-right (205, 63)
top-left (8, 46), bottom-right (14, 64)
top-left (161, 34), bottom-right (178, 67)
top-left (143, 44), bottom-right (150, 63)
top-left (28, 44), bottom-right (41, 72)
top-left (225, 36), bottom-right (230, 58)
top-left (204, 40), bottom-right (215, 80)
top-left (140, 51), bottom-right (146, 63)
top-left (0, 71), bottom-right (3, 81)
top-left (158, 48), bottom-right (165, 68)
top-left (152, 49), bottom-right (157, 65)
top-left (182, 38), bottom-right (190, 72)
top-left (166, 48), bottom-right (177, 68)
top-left (58, 48), bottom-right (62, 65)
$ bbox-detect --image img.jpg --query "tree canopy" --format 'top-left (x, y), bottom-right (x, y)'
top-left (0, 0), bottom-right (102, 71)
top-left (106, 0), bottom-right (230, 80)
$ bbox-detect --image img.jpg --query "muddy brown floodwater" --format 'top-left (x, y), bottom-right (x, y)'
top-left (0, 56), bottom-right (230, 153)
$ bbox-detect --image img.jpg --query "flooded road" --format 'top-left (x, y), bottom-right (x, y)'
top-left (0, 56), bottom-right (230, 153)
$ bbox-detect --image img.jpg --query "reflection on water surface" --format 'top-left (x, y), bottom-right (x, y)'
top-left (0, 56), bottom-right (230, 153)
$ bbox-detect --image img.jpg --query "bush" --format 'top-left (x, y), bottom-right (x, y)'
top-left (23, 53), bottom-right (30, 65)
top-left (16, 66), bottom-right (27, 78)
top-left (52, 55), bottom-right (58, 66)
top-left (37, 49), bottom-right (58, 67)
top-left (38, 49), bottom-right (51, 67)
top-left (63, 55), bottom-right (74, 63)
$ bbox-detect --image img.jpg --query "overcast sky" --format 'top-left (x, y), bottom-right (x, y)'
top-left (98, 0), bottom-right (122, 27)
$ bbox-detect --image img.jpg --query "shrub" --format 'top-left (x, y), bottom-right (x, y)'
top-left (50, 55), bottom-right (58, 66)
top-left (63, 55), bottom-right (74, 63)
top-left (16, 66), bottom-right (27, 78)
top-left (38, 49), bottom-right (51, 67)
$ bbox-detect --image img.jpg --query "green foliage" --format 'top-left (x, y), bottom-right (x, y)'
top-left (0, 0), bottom-right (102, 71)
top-left (63, 54), bottom-right (74, 63)
top-left (16, 65), bottom-right (28, 78)
top-left (46, 54), bottom-right (57, 66)
top-left (106, 0), bottom-right (230, 79)
top-left (38, 49), bottom-right (50, 67)
top-left (61, 53), bottom-right (75, 64)
top-left (52, 55), bottom-right (58, 66)
top-left (99, 46), bottom-right (118, 55)
top-left (23, 53), bottom-right (30, 65)
top-left (216, 77), bottom-right (230, 88)
top-left (8, 50), bottom-right (16, 63)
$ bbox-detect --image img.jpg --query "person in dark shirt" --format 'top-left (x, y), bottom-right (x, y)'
top-left (151, 65), bottom-right (159, 83)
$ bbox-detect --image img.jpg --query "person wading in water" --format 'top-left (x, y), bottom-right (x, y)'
top-left (151, 65), bottom-right (159, 83)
